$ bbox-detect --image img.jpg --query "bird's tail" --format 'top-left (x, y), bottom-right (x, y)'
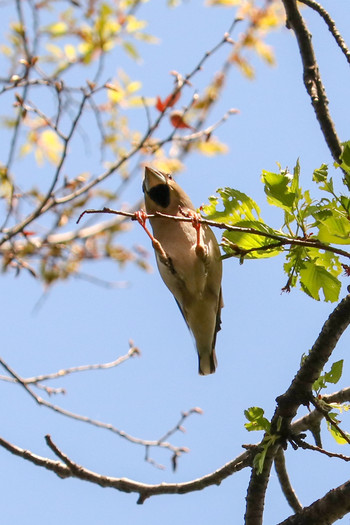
top-left (198, 348), bottom-right (217, 375)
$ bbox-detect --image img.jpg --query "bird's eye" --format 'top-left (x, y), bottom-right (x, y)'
top-left (148, 183), bottom-right (170, 208)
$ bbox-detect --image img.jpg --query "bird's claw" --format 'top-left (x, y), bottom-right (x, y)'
top-left (179, 206), bottom-right (207, 259)
top-left (135, 209), bottom-right (168, 259)
top-left (134, 209), bottom-right (148, 228)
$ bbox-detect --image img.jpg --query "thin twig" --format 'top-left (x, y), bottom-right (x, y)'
top-left (76, 207), bottom-right (350, 261)
top-left (0, 355), bottom-right (198, 464)
top-left (310, 396), bottom-right (350, 445)
top-left (296, 439), bottom-right (350, 462)
top-left (0, 17), bottom-right (238, 249)
top-left (298, 0), bottom-right (350, 65)
top-left (0, 433), bottom-right (252, 503)
top-left (0, 345), bottom-right (139, 386)
top-left (281, 0), bottom-right (342, 163)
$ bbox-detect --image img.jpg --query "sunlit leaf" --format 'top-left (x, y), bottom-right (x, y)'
top-left (222, 221), bottom-right (283, 259)
top-left (314, 207), bottom-right (350, 245)
top-left (313, 163), bottom-right (328, 183)
top-left (125, 15), bottom-right (147, 33)
top-left (196, 139), bottom-right (228, 157)
top-left (327, 413), bottom-right (350, 445)
top-left (205, 0), bottom-right (242, 5)
top-left (255, 40), bottom-right (275, 66)
top-left (122, 41), bottom-right (140, 61)
top-left (203, 187), bottom-right (261, 223)
top-left (299, 257), bottom-right (341, 302)
top-left (64, 44), bottom-right (77, 62)
top-left (262, 170), bottom-right (296, 211)
top-left (45, 22), bottom-right (68, 36)
top-left (244, 407), bottom-right (270, 432)
top-left (231, 52), bottom-right (255, 79)
top-left (324, 360), bottom-right (343, 385)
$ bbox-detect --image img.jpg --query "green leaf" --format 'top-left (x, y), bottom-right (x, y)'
top-left (324, 359), bottom-right (343, 385)
top-left (313, 163), bottom-right (328, 183)
top-left (291, 158), bottom-right (301, 196)
top-left (327, 413), bottom-right (350, 445)
top-left (262, 169), bottom-right (296, 211)
top-left (222, 221), bottom-right (283, 259)
top-left (312, 375), bottom-right (327, 394)
top-left (340, 196), bottom-right (350, 213)
top-left (312, 360), bottom-right (343, 394)
top-left (315, 208), bottom-right (350, 244)
top-left (299, 258), bottom-right (341, 302)
top-left (244, 406), bottom-right (271, 432)
top-left (122, 41), bottom-right (140, 61)
top-left (253, 448), bottom-right (268, 474)
top-left (340, 141), bottom-right (350, 173)
top-left (202, 187), bottom-right (261, 223)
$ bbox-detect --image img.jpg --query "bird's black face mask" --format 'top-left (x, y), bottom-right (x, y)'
top-left (144, 183), bottom-right (171, 208)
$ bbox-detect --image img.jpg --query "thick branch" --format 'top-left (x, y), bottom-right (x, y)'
top-left (244, 444), bottom-right (278, 525)
top-left (275, 293), bottom-right (350, 424)
top-left (278, 479), bottom-right (350, 525)
top-left (281, 0), bottom-right (342, 163)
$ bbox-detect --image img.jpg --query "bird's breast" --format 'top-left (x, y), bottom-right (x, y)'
top-left (151, 219), bottom-right (209, 297)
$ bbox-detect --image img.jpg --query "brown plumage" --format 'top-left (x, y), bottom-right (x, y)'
top-left (142, 166), bottom-right (223, 375)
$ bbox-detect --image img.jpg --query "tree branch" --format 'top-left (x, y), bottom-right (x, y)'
top-left (277, 479), bottom-right (350, 525)
top-left (292, 387), bottom-right (350, 436)
top-left (76, 208), bottom-right (350, 261)
top-left (298, 0), bottom-right (350, 66)
top-left (0, 343), bottom-right (139, 386)
top-left (0, 434), bottom-right (252, 503)
top-left (281, 0), bottom-right (342, 163)
top-left (274, 448), bottom-right (303, 513)
top-left (0, 353), bottom-right (195, 467)
top-left (275, 293), bottom-right (350, 426)
top-left (244, 443), bottom-right (278, 525)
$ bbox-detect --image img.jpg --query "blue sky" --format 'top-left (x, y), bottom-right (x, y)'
top-left (1, 1), bottom-right (350, 523)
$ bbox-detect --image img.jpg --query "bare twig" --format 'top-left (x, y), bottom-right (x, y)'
top-left (0, 353), bottom-right (202, 466)
top-left (0, 19), bottom-right (237, 247)
top-left (76, 207), bottom-right (350, 261)
top-left (292, 387), bottom-right (350, 436)
top-left (281, 0), bottom-right (342, 163)
top-left (296, 439), bottom-right (350, 462)
top-left (0, 343), bottom-right (139, 386)
top-left (0, 433), bottom-right (252, 503)
top-left (310, 397), bottom-right (350, 445)
top-left (298, 0), bottom-right (350, 66)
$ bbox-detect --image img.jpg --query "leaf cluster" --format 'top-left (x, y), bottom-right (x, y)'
top-left (203, 151), bottom-right (350, 302)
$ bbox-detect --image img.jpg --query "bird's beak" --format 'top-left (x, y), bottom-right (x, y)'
top-left (143, 166), bottom-right (167, 193)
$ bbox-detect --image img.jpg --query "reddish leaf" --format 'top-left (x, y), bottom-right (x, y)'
top-left (155, 90), bottom-right (181, 113)
top-left (163, 90), bottom-right (181, 109)
top-left (155, 96), bottom-right (165, 112)
top-left (169, 110), bottom-right (195, 130)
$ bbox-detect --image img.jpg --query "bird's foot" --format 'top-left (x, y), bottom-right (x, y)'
top-left (134, 210), bottom-right (168, 259)
top-left (179, 207), bottom-right (207, 260)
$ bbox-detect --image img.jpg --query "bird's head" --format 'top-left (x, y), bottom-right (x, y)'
top-left (143, 166), bottom-right (194, 214)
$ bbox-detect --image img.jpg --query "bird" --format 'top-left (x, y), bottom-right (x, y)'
top-left (137, 165), bottom-right (223, 375)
